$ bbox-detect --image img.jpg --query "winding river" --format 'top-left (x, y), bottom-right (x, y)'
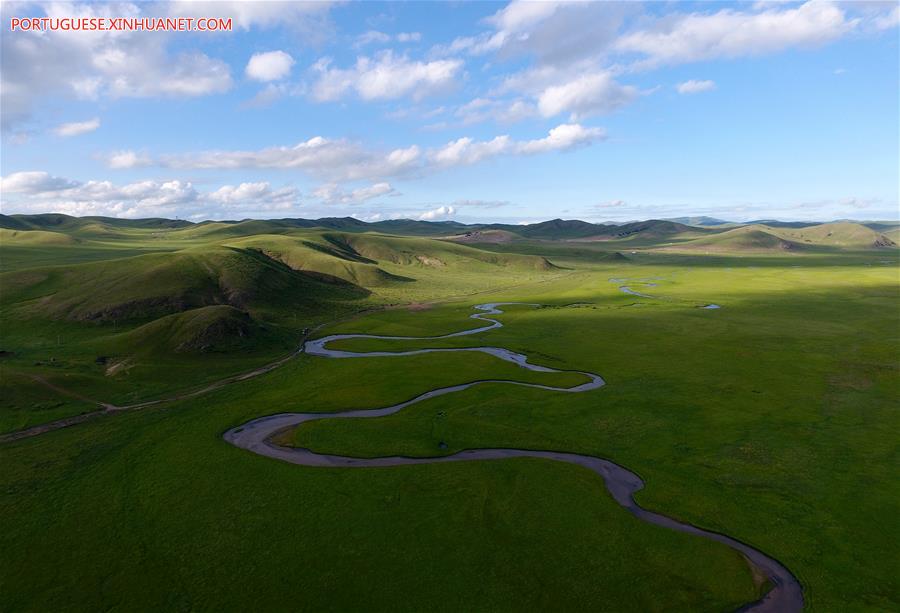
top-left (224, 303), bottom-right (801, 612)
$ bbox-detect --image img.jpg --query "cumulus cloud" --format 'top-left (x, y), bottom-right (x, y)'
top-left (53, 117), bottom-right (100, 137)
top-left (0, 2), bottom-right (232, 130)
top-left (310, 51), bottom-right (463, 102)
top-left (246, 51), bottom-right (295, 82)
top-left (1, 172), bottom-right (301, 219)
top-left (106, 150), bottom-right (152, 169)
top-left (207, 182), bottom-right (298, 208)
top-left (676, 79), bottom-right (716, 94)
top-left (1, 171), bottom-right (80, 193)
top-left (312, 182), bottom-right (397, 205)
top-left (105, 124), bottom-right (606, 182)
top-left (615, 1), bottom-right (858, 67)
top-left (432, 0), bottom-right (878, 125)
top-left (537, 72), bottom-right (638, 119)
top-left (487, 1), bottom-right (564, 33)
top-left (430, 123), bottom-right (605, 166)
top-left (440, 1), bottom-right (629, 66)
top-left (418, 205), bottom-right (456, 220)
top-left (430, 136), bottom-right (512, 167)
top-left (156, 136), bottom-right (422, 183)
top-left (516, 123), bottom-right (606, 154)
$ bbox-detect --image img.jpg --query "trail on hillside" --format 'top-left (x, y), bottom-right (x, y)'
top-left (225, 303), bottom-right (800, 613)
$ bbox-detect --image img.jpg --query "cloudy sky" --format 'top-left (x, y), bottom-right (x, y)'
top-left (1, 0), bottom-right (897, 223)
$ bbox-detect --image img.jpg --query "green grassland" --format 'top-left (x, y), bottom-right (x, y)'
top-left (0, 215), bottom-right (565, 424)
top-left (1, 213), bottom-right (898, 611)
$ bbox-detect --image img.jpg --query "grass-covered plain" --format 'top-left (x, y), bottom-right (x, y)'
top-left (1, 213), bottom-right (898, 611)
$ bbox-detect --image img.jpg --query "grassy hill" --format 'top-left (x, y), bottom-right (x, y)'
top-left (108, 305), bottom-right (272, 354)
top-left (224, 234), bottom-right (409, 287)
top-left (0, 213), bottom-right (894, 409)
top-left (1, 246), bottom-right (366, 324)
top-left (658, 225), bottom-right (802, 253)
top-left (771, 222), bottom-right (896, 248)
top-left (0, 219), bottom-right (569, 414)
top-left (0, 228), bottom-right (79, 245)
top-left (513, 218), bottom-right (604, 239)
top-left (0, 213), bottom-right (191, 237)
top-left (599, 219), bottom-right (702, 240)
top-left (443, 229), bottom-right (519, 244)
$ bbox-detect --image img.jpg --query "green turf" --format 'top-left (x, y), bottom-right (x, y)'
top-left (1, 216), bottom-right (898, 611)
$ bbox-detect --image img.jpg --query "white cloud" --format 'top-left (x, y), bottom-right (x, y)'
top-left (418, 205), bottom-right (456, 220)
top-left (439, 1), bottom-right (628, 66)
top-left (107, 150), bottom-right (152, 169)
top-left (454, 97), bottom-right (537, 125)
top-left (516, 123), bottom-right (606, 154)
top-left (207, 182), bottom-right (298, 208)
top-left (487, 1), bottom-right (564, 33)
top-left (313, 182), bottom-right (397, 204)
top-left (430, 123), bottom-right (605, 166)
top-left (1, 172), bottom-right (300, 219)
top-left (53, 117), bottom-right (100, 137)
top-left (0, 2), bottom-right (232, 130)
top-left (430, 136), bottom-right (513, 167)
top-left (104, 51), bottom-right (232, 98)
top-left (107, 123), bottom-right (605, 183)
top-left (311, 51), bottom-right (463, 102)
top-left (615, 1), bottom-right (858, 67)
top-left (246, 51), bottom-right (295, 82)
top-left (158, 136), bottom-right (422, 183)
top-left (873, 5), bottom-right (899, 30)
top-left (0, 171), bottom-right (80, 193)
top-left (676, 79), bottom-right (716, 94)
top-left (537, 72), bottom-right (638, 119)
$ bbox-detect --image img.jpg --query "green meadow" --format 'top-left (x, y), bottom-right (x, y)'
top-left (1, 214), bottom-right (898, 611)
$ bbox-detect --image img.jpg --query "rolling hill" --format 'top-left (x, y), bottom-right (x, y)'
top-left (0, 246), bottom-right (367, 324)
top-left (656, 225), bottom-right (803, 253)
top-left (770, 222), bottom-right (896, 248)
top-left (107, 305), bottom-right (271, 354)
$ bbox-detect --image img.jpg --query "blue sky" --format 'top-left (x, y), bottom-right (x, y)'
top-left (1, 0), bottom-right (898, 223)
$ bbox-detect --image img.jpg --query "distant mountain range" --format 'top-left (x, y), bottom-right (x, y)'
top-left (1, 213), bottom-right (898, 249)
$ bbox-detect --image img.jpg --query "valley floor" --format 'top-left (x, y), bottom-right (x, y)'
top-left (1, 219), bottom-right (898, 611)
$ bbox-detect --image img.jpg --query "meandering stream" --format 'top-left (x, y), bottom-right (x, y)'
top-left (224, 303), bottom-right (800, 612)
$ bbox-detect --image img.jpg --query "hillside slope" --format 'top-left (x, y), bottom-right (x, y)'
top-left (106, 305), bottom-right (272, 354)
top-left (771, 222), bottom-right (896, 248)
top-left (1, 246), bottom-right (367, 324)
top-left (657, 225), bottom-right (803, 253)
